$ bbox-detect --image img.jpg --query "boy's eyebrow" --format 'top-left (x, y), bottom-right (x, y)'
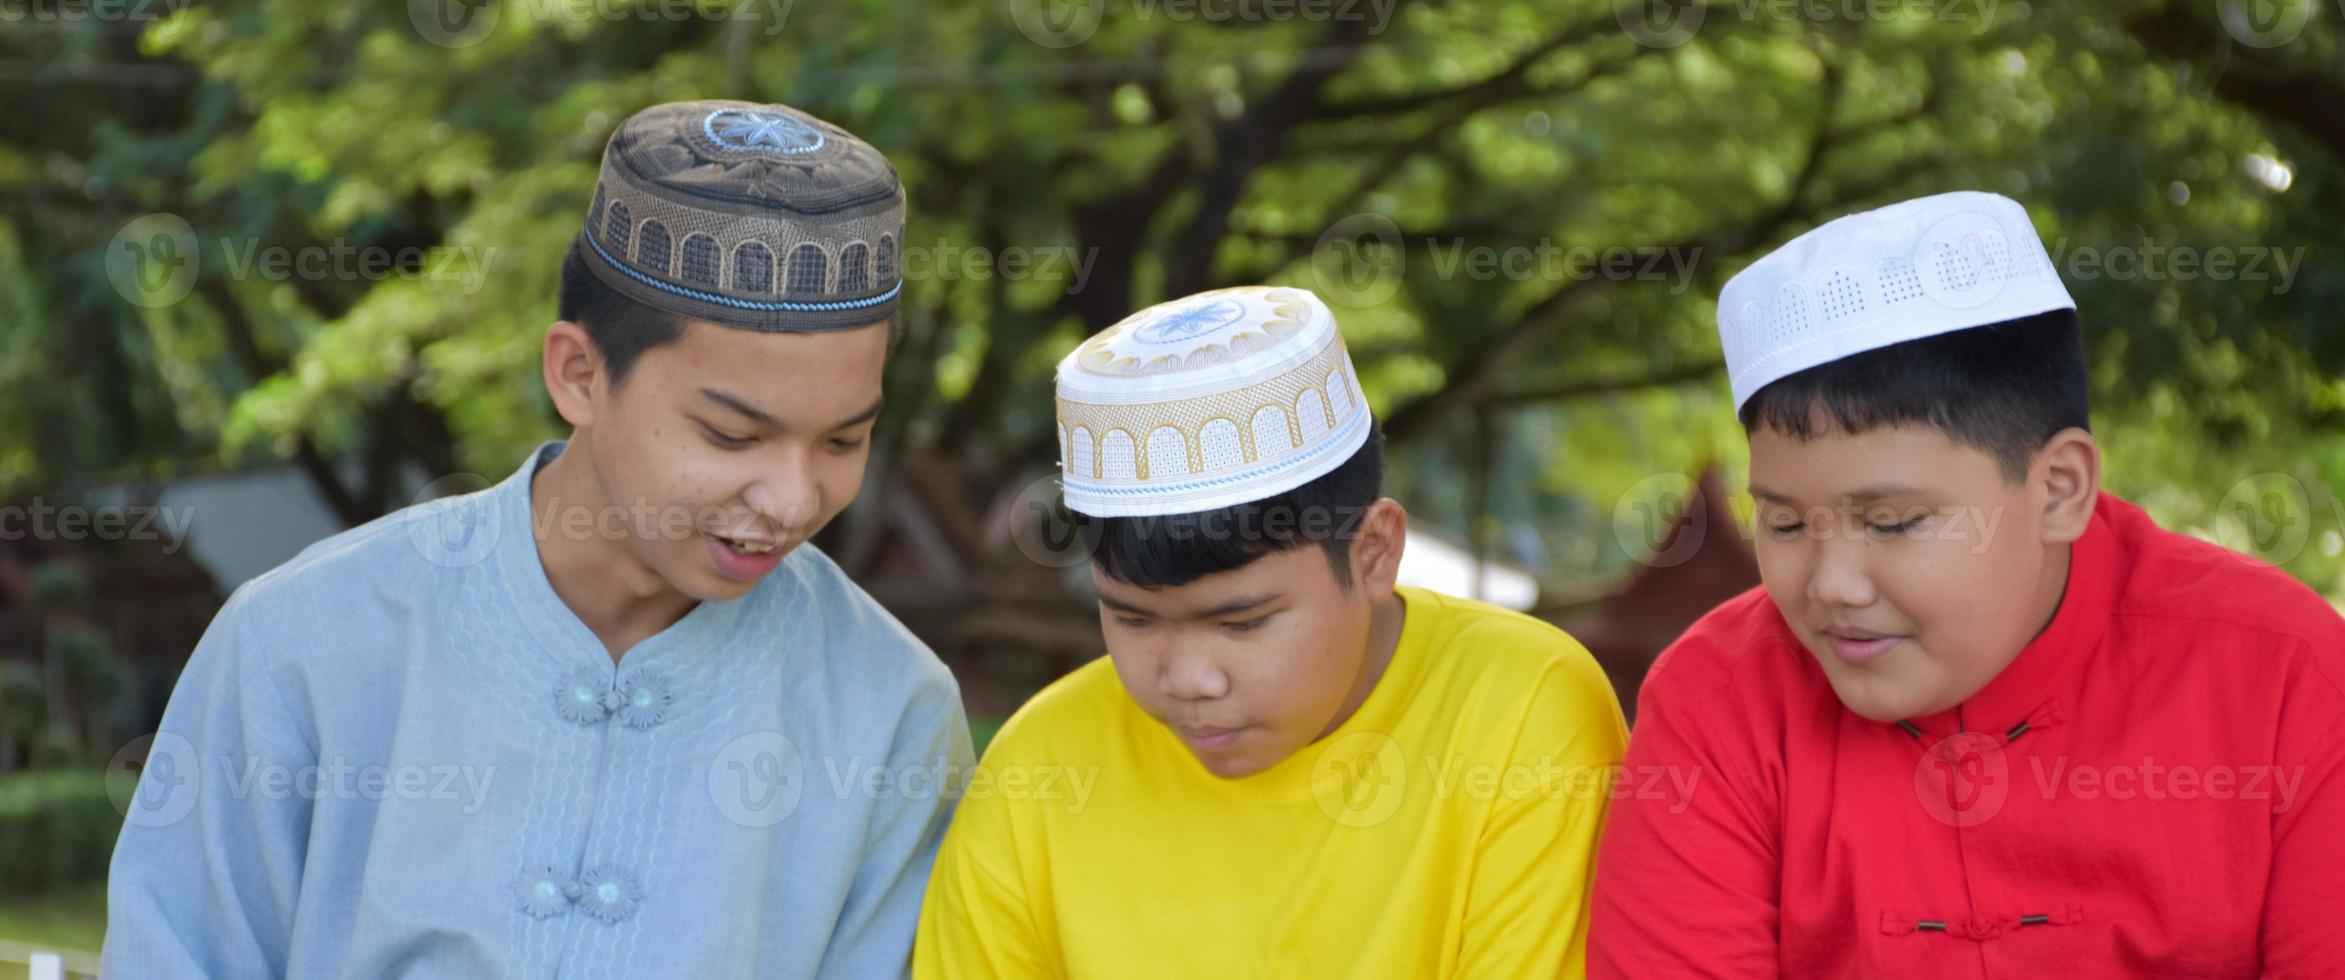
top-left (1097, 592), bottom-right (1153, 616)
top-left (701, 387), bottom-right (775, 427)
top-left (831, 394), bottom-right (886, 430)
top-left (1750, 483), bottom-right (1931, 504)
top-left (699, 389), bottom-right (886, 431)
top-left (1840, 484), bottom-right (1930, 501)
top-left (1193, 594), bottom-right (1278, 619)
top-left (1096, 590), bottom-right (1278, 621)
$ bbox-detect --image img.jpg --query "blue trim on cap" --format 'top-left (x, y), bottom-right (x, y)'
top-left (586, 228), bottom-right (900, 314)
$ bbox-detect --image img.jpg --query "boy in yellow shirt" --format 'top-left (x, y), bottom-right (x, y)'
top-left (914, 286), bottom-right (1627, 978)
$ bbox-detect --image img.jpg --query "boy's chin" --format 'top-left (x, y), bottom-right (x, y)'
top-left (669, 558), bottom-right (762, 602)
top-left (1181, 738), bottom-right (1288, 780)
top-left (1823, 671), bottom-right (1959, 724)
top-left (1191, 753), bottom-right (1267, 780)
top-left (1835, 693), bottom-right (1921, 724)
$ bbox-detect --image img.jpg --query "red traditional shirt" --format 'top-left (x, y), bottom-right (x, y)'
top-left (1591, 492), bottom-right (2345, 977)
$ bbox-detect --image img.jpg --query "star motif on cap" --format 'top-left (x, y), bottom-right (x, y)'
top-left (1134, 297), bottom-right (1244, 345)
top-left (1079, 287), bottom-right (1313, 377)
top-left (705, 109), bottom-right (825, 155)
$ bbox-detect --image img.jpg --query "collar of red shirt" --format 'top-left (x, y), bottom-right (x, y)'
top-left (1899, 492), bottom-right (2126, 741)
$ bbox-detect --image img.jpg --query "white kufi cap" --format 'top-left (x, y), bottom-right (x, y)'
top-left (1719, 190), bottom-right (2075, 410)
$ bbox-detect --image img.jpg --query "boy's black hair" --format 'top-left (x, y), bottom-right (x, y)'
top-left (557, 240), bottom-right (687, 388)
top-left (1076, 427), bottom-right (1386, 590)
top-left (1737, 308), bottom-right (2089, 483)
top-left (557, 240), bottom-right (904, 387)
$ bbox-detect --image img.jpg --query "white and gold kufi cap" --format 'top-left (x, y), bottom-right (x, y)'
top-left (1054, 286), bottom-right (1372, 518)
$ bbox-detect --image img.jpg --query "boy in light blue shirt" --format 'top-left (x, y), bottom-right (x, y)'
top-left (102, 100), bottom-right (971, 979)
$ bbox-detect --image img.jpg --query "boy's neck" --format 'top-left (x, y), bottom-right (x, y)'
top-left (1314, 588), bottom-right (1408, 741)
top-left (2026, 540), bottom-right (2074, 645)
top-left (529, 441), bottom-right (701, 661)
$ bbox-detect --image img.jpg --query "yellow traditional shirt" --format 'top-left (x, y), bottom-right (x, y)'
top-left (916, 586), bottom-right (1627, 978)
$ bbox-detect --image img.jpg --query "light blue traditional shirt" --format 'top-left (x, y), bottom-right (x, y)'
top-left (103, 441), bottom-right (973, 979)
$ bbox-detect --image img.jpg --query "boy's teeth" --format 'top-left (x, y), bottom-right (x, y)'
top-left (724, 537), bottom-right (775, 555)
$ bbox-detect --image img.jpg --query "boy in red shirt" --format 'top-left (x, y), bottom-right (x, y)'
top-left (1591, 191), bottom-right (2345, 977)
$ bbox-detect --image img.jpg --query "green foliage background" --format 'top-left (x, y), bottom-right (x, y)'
top-left (3, 0), bottom-right (2341, 600)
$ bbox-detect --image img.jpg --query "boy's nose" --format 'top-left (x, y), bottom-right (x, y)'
top-left (1161, 648), bottom-right (1231, 702)
top-left (743, 458), bottom-right (822, 536)
top-left (1806, 538), bottom-right (1879, 609)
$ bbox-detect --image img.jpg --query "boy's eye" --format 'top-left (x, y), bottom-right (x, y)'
top-left (828, 437), bottom-right (867, 452)
top-left (1865, 507), bottom-right (1928, 538)
top-left (699, 423), bottom-right (755, 449)
top-left (1223, 616), bottom-right (1271, 634)
top-left (1765, 521), bottom-right (1803, 538)
top-left (1867, 518), bottom-right (1921, 538)
top-left (1113, 616), bottom-right (1151, 629)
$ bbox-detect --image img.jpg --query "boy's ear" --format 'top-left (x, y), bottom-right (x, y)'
top-left (1349, 498), bottom-right (1408, 594)
top-left (543, 320), bottom-right (604, 429)
top-left (2035, 427), bottom-right (2101, 545)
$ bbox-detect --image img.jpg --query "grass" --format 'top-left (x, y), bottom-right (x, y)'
top-left (0, 880), bottom-right (104, 979)
top-left (0, 771), bottom-right (107, 813)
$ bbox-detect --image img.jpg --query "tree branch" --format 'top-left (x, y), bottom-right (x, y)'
top-left (1161, 17), bottom-right (1389, 298)
top-left (2123, 2), bottom-right (2345, 163)
top-left (1378, 60), bottom-right (1943, 442)
top-left (1484, 359), bottom-right (1728, 407)
top-left (1317, 16), bottom-right (1625, 121)
top-left (197, 279), bottom-right (373, 526)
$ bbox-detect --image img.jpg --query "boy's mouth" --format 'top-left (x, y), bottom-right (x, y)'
top-left (715, 534), bottom-right (778, 554)
top-left (706, 532), bottom-right (785, 581)
top-left (1175, 724), bottom-right (1250, 752)
top-left (1819, 626), bottom-right (1906, 664)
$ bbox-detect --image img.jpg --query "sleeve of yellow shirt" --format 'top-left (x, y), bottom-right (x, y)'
top-left (914, 751), bottom-right (1055, 980)
top-left (1454, 647), bottom-right (1629, 979)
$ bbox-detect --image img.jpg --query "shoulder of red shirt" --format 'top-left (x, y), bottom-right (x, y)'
top-left (2097, 493), bottom-right (2345, 709)
top-left (1635, 584), bottom-right (1813, 719)
top-left (2098, 494), bottom-right (2341, 640)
